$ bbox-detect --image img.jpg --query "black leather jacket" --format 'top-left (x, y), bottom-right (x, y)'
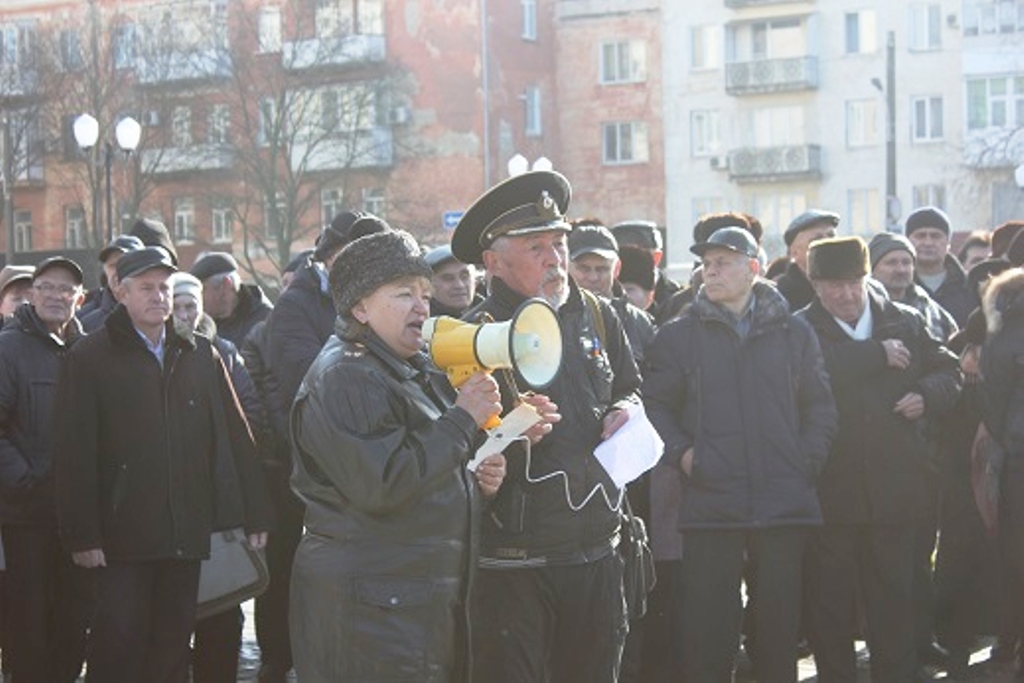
top-left (466, 277), bottom-right (641, 566)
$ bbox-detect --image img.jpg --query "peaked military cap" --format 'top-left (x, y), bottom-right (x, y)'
top-left (451, 170), bottom-right (571, 265)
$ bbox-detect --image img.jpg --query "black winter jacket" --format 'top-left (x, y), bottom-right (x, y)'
top-left (798, 288), bottom-right (962, 524)
top-left (643, 281), bottom-right (837, 529)
top-left (915, 254), bottom-right (977, 328)
top-left (79, 287), bottom-right (117, 333)
top-left (775, 261), bottom-right (815, 311)
top-left (0, 306), bottom-right (84, 524)
top-left (466, 277), bottom-right (641, 565)
top-left (215, 283), bottom-right (273, 347)
top-left (54, 304), bottom-right (272, 560)
top-left (241, 320), bottom-right (289, 465)
top-left (289, 321), bottom-right (481, 681)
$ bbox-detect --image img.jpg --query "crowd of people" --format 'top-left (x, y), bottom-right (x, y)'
top-left (0, 165), bottom-right (1022, 683)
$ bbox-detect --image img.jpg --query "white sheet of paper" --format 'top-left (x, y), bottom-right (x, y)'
top-left (467, 403), bottom-right (543, 471)
top-left (593, 403), bottom-right (664, 488)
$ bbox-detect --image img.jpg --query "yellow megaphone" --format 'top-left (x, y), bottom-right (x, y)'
top-left (422, 299), bottom-right (563, 429)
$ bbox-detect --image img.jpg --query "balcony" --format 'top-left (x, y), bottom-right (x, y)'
top-left (141, 144), bottom-right (234, 174)
top-left (136, 48), bottom-right (231, 86)
top-left (726, 0), bottom-right (813, 6)
top-left (725, 56), bottom-right (818, 95)
top-left (727, 144), bottom-right (822, 183)
top-left (293, 127), bottom-right (394, 171)
top-left (283, 34), bottom-right (385, 71)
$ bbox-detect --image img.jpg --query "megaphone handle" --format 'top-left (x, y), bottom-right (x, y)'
top-left (483, 413), bottom-right (502, 430)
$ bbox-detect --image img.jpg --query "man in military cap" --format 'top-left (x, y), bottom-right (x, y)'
top-left (424, 244), bottom-right (481, 318)
top-left (190, 252), bottom-right (273, 346)
top-left (775, 209), bottom-right (840, 311)
top-left (453, 171), bottom-right (642, 682)
top-left (612, 219), bottom-right (681, 323)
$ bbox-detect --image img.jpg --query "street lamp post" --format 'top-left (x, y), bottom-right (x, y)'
top-left (73, 113), bottom-right (141, 244)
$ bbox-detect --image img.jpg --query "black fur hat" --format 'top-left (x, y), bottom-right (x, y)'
top-left (330, 230), bottom-right (432, 319)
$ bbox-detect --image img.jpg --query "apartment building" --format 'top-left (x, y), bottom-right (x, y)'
top-left (0, 0), bottom-right (558, 275)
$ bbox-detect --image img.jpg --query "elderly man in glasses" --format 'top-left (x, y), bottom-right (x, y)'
top-left (0, 256), bottom-right (92, 682)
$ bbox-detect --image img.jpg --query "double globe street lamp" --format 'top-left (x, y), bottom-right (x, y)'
top-left (72, 113), bottom-right (142, 244)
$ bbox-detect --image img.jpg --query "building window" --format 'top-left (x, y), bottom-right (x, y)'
top-left (172, 106), bottom-right (191, 148)
top-left (602, 121), bottom-right (649, 164)
top-left (524, 86), bottom-right (542, 137)
top-left (729, 17), bottom-right (805, 62)
top-left (113, 23), bottom-right (136, 69)
top-left (258, 97), bottom-right (276, 146)
top-left (212, 207), bottom-right (233, 243)
top-left (208, 104), bottom-right (229, 145)
top-left (845, 10), bottom-right (878, 54)
top-left (692, 197), bottom-right (726, 224)
top-left (321, 188), bottom-right (343, 225)
top-left (263, 192), bottom-right (286, 240)
top-left (912, 184), bottom-right (946, 209)
top-left (258, 6), bottom-right (282, 53)
top-left (0, 23), bottom-right (35, 68)
top-left (690, 110), bottom-right (721, 157)
top-left (912, 96), bottom-right (943, 141)
top-left (174, 198), bottom-right (195, 243)
top-left (909, 4), bottom-right (942, 50)
top-left (59, 29), bottom-right (82, 71)
top-left (359, 0), bottom-right (384, 34)
top-left (522, 0), bottom-right (537, 40)
top-left (847, 188), bottom-right (882, 235)
top-left (13, 210), bottom-right (31, 252)
top-left (747, 106), bottom-right (805, 147)
top-left (846, 99), bottom-right (882, 147)
top-left (362, 187), bottom-right (385, 217)
top-left (600, 40), bottom-right (646, 84)
top-left (967, 76), bottom-right (1024, 129)
top-left (65, 206), bottom-right (86, 248)
top-left (962, 0), bottom-right (1024, 35)
top-left (691, 25), bottom-right (719, 70)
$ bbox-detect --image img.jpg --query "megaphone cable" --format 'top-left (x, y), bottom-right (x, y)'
top-left (512, 436), bottom-right (625, 513)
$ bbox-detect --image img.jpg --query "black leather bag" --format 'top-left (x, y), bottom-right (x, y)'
top-left (620, 495), bottom-right (656, 620)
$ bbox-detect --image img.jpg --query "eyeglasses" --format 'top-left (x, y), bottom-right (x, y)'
top-left (33, 282), bottom-right (81, 298)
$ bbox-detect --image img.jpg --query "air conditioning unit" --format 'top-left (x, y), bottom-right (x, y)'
top-left (387, 106), bottom-right (410, 126)
top-left (709, 155), bottom-right (728, 171)
top-left (142, 110), bottom-right (160, 126)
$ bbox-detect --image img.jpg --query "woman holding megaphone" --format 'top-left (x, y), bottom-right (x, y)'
top-left (288, 229), bottom-right (510, 682)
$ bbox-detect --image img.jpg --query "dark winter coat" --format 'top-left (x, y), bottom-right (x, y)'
top-left (609, 283), bottom-right (655, 364)
top-left (915, 254), bottom-right (977, 327)
top-left (797, 288), bottom-right (962, 524)
top-left (897, 283), bottom-right (959, 342)
top-left (264, 261), bottom-right (336, 421)
top-left (775, 261), bottom-right (815, 311)
top-left (466, 277), bottom-right (642, 565)
top-left (79, 287), bottom-right (118, 333)
top-left (651, 270), bottom-right (683, 325)
top-left (0, 305), bottom-right (84, 524)
top-left (643, 281), bottom-right (837, 530)
top-left (289, 321), bottom-right (481, 682)
top-left (241, 320), bottom-right (289, 465)
top-left (196, 313), bottom-right (266, 446)
top-left (215, 283), bottom-right (273, 347)
top-left (54, 304), bottom-right (272, 561)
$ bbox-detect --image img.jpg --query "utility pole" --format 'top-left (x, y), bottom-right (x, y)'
top-left (885, 31), bottom-right (898, 230)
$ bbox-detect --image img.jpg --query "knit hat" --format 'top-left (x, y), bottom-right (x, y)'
top-left (170, 272), bottom-right (203, 304)
top-left (315, 211), bottom-right (391, 263)
top-left (330, 230), bottom-right (433, 319)
top-left (904, 206), bottom-right (950, 238)
top-left (868, 232), bottom-right (916, 269)
top-left (128, 218), bottom-right (178, 265)
top-left (807, 236), bottom-right (869, 280)
top-left (617, 245), bottom-right (656, 291)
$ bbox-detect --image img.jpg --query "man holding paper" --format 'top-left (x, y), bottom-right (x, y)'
top-left (643, 226), bottom-right (837, 682)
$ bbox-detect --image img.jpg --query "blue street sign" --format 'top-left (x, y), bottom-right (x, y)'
top-left (443, 211), bottom-right (464, 231)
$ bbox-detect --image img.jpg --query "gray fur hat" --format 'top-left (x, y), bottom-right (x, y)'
top-left (330, 230), bottom-right (432, 318)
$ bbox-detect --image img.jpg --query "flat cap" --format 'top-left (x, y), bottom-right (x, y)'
top-left (691, 227), bottom-right (759, 259)
top-left (117, 247), bottom-right (177, 282)
top-left (868, 232), bottom-right (916, 269)
top-left (904, 206), bottom-right (950, 237)
top-left (98, 234), bottom-right (144, 263)
top-left (807, 236), bottom-right (869, 281)
top-left (612, 220), bottom-right (662, 251)
top-left (452, 170), bottom-right (571, 265)
top-left (785, 209), bottom-right (840, 247)
top-left (128, 217), bottom-right (178, 265)
top-left (569, 223), bottom-right (618, 261)
top-left (190, 252), bottom-right (239, 282)
top-left (0, 265), bottom-right (34, 296)
top-left (33, 256), bottom-right (83, 285)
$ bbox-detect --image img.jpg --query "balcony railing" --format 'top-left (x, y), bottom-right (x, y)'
top-left (725, 56), bottom-right (818, 95)
top-left (136, 48), bottom-right (231, 85)
top-left (727, 144), bottom-right (822, 183)
top-left (283, 34), bottom-right (386, 70)
top-left (141, 144), bottom-right (234, 174)
top-left (293, 127), bottom-right (394, 171)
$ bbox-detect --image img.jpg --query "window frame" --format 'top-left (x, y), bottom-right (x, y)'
top-left (601, 121), bottom-right (649, 165)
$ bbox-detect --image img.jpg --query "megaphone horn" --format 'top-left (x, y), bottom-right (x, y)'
top-left (422, 299), bottom-right (563, 428)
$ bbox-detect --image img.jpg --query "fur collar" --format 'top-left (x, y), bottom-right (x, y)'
top-left (983, 267), bottom-right (1024, 336)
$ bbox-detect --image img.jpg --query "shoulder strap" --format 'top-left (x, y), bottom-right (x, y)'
top-left (581, 288), bottom-right (607, 349)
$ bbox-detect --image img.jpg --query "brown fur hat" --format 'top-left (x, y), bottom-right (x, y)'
top-left (807, 236), bottom-right (869, 281)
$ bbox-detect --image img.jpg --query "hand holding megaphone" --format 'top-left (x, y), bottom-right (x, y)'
top-left (454, 372), bottom-right (503, 429)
